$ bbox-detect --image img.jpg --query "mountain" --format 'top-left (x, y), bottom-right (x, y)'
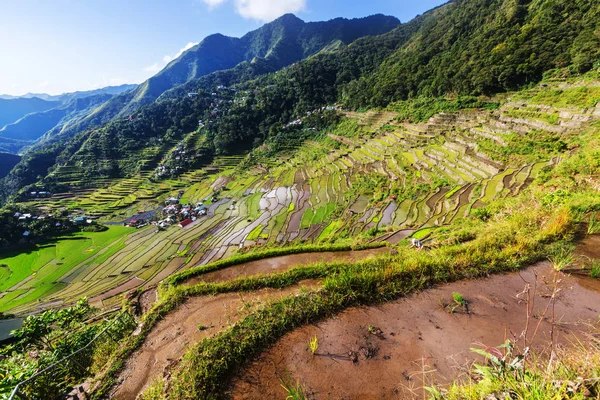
top-left (343, 0), bottom-right (600, 107)
top-left (0, 84), bottom-right (137, 103)
top-left (2, 0), bottom-right (598, 204)
top-left (0, 93), bottom-right (114, 143)
top-left (54, 14), bottom-right (400, 138)
top-left (0, 98), bottom-right (58, 128)
top-left (0, 85), bottom-right (137, 154)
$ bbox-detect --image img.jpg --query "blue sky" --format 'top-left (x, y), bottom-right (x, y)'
top-left (0, 0), bottom-right (445, 96)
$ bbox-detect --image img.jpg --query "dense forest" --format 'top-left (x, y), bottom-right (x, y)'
top-left (1, 0), bottom-right (599, 204)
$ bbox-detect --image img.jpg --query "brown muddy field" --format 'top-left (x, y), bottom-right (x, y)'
top-left (111, 281), bottom-right (320, 400)
top-left (183, 247), bottom-right (389, 286)
top-left (230, 237), bottom-right (600, 400)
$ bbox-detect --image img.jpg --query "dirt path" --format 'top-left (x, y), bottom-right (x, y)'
top-left (111, 280), bottom-right (320, 400)
top-left (183, 247), bottom-right (389, 286)
top-left (230, 237), bottom-right (600, 399)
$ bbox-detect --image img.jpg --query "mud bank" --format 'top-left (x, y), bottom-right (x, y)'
top-left (111, 280), bottom-right (320, 400)
top-left (230, 243), bottom-right (600, 399)
top-left (184, 247), bottom-right (389, 286)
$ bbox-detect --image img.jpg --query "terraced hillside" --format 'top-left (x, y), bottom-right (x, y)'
top-left (2, 80), bottom-right (598, 316)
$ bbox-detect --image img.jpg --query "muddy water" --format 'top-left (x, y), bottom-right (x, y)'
top-left (112, 281), bottom-right (320, 400)
top-left (184, 248), bottom-right (389, 286)
top-left (231, 239), bottom-right (600, 400)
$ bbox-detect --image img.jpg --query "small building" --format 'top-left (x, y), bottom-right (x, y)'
top-left (165, 197), bottom-right (179, 205)
top-left (74, 216), bottom-right (87, 225)
top-left (22, 231), bottom-right (30, 237)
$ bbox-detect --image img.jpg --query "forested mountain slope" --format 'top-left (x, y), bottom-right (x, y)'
top-left (1, 0), bottom-right (599, 205)
top-left (53, 14), bottom-right (400, 140)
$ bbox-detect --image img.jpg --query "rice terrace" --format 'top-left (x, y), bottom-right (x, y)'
top-left (1, 0), bottom-right (600, 399)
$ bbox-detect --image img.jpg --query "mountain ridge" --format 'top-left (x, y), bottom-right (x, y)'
top-left (51, 13), bottom-right (400, 139)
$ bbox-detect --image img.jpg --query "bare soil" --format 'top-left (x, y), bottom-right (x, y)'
top-left (110, 280), bottom-right (320, 400)
top-left (184, 247), bottom-right (389, 286)
top-left (230, 237), bottom-right (600, 400)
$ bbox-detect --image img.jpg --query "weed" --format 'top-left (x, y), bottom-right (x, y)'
top-left (197, 324), bottom-right (206, 331)
top-left (309, 335), bottom-right (318, 355)
top-left (452, 292), bottom-right (466, 307)
top-left (279, 375), bottom-right (307, 400)
top-left (590, 261), bottom-right (600, 279)
top-left (588, 213), bottom-right (600, 234)
top-left (548, 243), bottom-right (577, 271)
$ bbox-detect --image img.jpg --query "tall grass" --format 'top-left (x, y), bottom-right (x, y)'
top-left (431, 331), bottom-right (600, 399)
top-left (280, 376), bottom-right (307, 400)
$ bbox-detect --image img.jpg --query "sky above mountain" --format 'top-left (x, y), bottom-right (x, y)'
top-left (0, 0), bottom-right (445, 96)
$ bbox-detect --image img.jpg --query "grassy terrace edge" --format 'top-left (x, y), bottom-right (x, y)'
top-left (164, 241), bottom-right (388, 286)
top-left (136, 187), bottom-right (600, 399)
top-left (88, 241), bottom-right (387, 398)
top-left (165, 208), bottom-right (579, 399)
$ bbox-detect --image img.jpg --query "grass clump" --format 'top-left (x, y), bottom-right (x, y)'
top-left (430, 333), bottom-right (600, 399)
top-left (548, 243), bottom-right (577, 271)
top-left (587, 213), bottom-right (600, 235)
top-left (308, 335), bottom-right (318, 355)
top-left (280, 375), bottom-right (307, 400)
top-left (589, 261), bottom-right (600, 279)
top-left (452, 292), bottom-right (465, 307)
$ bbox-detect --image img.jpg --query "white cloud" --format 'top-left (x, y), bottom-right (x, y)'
top-left (203, 0), bottom-right (227, 9)
top-left (142, 42), bottom-right (199, 76)
top-left (200, 0), bottom-right (306, 22)
top-left (38, 81), bottom-right (50, 89)
top-left (163, 42), bottom-right (198, 64)
top-left (144, 63), bottom-right (162, 73)
top-left (234, 0), bottom-right (306, 21)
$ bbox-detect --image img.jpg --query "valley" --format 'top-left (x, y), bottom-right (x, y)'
top-left (4, 81), bottom-right (594, 316)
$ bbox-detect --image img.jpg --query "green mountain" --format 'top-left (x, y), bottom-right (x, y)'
top-left (2, 0), bottom-right (599, 204)
top-left (54, 13), bottom-right (400, 137)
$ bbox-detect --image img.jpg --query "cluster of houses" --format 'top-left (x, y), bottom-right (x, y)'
top-left (29, 191), bottom-right (51, 199)
top-left (283, 105), bottom-right (343, 129)
top-left (155, 198), bottom-right (210, 231)
top-left (154, 142), bottom-right (192, 179)
top-left (12, 211), bottom-right (93, 240)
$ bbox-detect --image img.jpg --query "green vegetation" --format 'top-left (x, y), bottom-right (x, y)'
top-left (0, 226), bottom-right (131, 312)
top-left (0, 300), bottom-right (135, 398)
top-left (429, 336), bottom-right (600, 399)
top-left (451, 292), bottom-right (465, 307)
top-left (279, 376), bottom-right (307, 400)
top-left (388, 97), bottom-right (499, 123)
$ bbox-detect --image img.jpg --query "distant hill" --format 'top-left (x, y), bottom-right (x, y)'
top-left (0, 98), bottom-right (58, 128)
top-left (54, 14), bottom-right (400, 138)
top-left (0, 85), bottom-right (136, 154)
top-left (0, 153), bottom-right (20, 179)
top-left (0, 93), bottom-right (114, 143)
top-left (0, 84), bottom-right (137, 103)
